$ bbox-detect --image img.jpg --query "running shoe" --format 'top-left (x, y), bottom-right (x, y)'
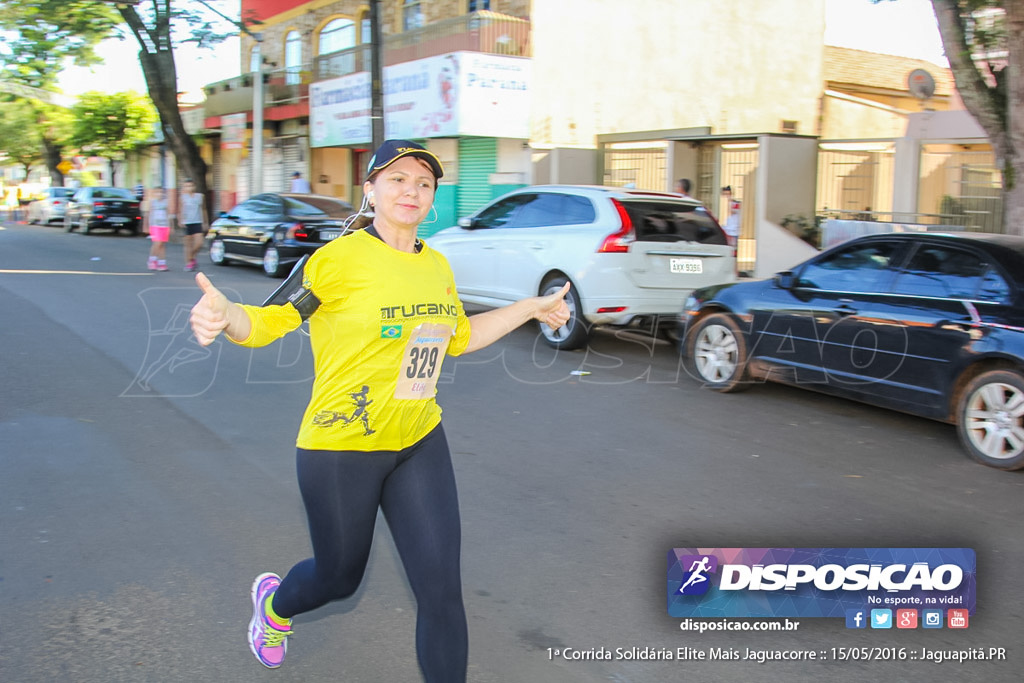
top-left (184, 259), bottom-right (197, 272)
top-left (156, 260), bottom-right (168, 272)
top-left (147, 256), bottom-right (157, 271)
top-left (248, 572), bottom-right (291, 668)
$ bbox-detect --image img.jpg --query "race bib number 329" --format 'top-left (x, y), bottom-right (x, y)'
top-left (394, 323), bottom-right (452, 399)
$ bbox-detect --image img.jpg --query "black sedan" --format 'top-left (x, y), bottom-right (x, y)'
top-left (679, 232), bottom-right (1024, 470)
top-left (64, 187), bottom-right (142, 235)
top-left (207, 193), bottom-right (356, 277)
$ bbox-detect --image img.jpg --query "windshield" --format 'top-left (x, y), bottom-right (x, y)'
top-left (619, 200), bottom-right (727, 245)
top-left (283, 196), bottom-right (353, 217)
top-left (93, 188), bottom-right (136, 200)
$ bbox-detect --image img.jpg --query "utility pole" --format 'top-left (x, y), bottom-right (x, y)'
top-left (370, 0), bottom-right (384, 150)
top-left (252, 34), bottom-right (264, 194)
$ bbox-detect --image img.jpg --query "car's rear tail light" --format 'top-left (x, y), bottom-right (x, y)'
top-left (286, 223), bottom-right (308, 240)
top-left (597, 199), bottom-right (635, 253)
top-left (596, 306), bottom-right (628, 314)
top-left (93, 201), bottom-right (103, 209)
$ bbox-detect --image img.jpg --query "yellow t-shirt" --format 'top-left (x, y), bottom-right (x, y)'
top-left (232, 229), bottom-right (472, 451)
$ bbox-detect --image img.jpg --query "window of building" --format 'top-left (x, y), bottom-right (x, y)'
top-left (468, 0), bottom-right (491, 11)
top-left (360, 9), bottom-right (372, 44)
top-left (285, 30), bottom-right (302, 85)
top-left (319, 17), bottom-right (355, 55)
top-left (402, 0), bottom-right (424, 31)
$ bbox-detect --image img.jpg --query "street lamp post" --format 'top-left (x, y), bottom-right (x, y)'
top-left (252, 34), bottom-right (264, 195)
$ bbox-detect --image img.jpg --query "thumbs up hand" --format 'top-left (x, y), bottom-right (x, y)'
top-left (191, 272), bottom-right (232, 346)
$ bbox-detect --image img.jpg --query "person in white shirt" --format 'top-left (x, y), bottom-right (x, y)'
top-left (290, 172), bottom-right (312, 194)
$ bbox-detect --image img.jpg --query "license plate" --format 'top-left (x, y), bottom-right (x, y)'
top-left (109, 217), bottom-right (129, 223)
top-left (320, 230), bottom-right (341, 240)
top-left (670, 257), bottom-right (703, 274)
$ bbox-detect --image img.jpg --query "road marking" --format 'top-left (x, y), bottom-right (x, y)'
top-left (0, 269), bottom-right (153, 276)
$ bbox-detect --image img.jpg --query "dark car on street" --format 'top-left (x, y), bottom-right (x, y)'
top-left (207, 193), bottom-right (356, 277)
top-left (64, 186), bottom-right (142, 235)
top-left (679, 231), bottom-right (1024, 470)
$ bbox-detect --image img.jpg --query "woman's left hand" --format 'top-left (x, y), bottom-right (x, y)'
top-left (534, 282), bottom-right (572, 330)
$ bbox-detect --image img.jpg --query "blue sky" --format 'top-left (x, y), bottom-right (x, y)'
top-left (57, 0), bottom-right (948, 101)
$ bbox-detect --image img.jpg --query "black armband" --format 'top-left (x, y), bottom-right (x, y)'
top-left (261, 254), bottom-right (321, 321)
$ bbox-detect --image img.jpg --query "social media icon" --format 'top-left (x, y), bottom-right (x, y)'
top-left (845, 609), bottom-right (867, 629)
top-left (948, 609), bottom-right (969, 629)
top-left (896, 609), bottom-right (918, 629)
top-left (870, 609), bottom-right (892, 629)
top-left (922, 609), bottom-right (944, 628)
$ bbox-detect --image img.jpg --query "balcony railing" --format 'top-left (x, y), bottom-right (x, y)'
top-left (203, 66), bottom-right (312, 118)
top-left (315, 10), bottom-right (530, 80)
top-left (203, 11), bottom-right (530, 118)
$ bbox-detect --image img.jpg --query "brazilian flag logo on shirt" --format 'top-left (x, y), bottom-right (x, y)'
top-left (381, 325), bottom-right (402, 339)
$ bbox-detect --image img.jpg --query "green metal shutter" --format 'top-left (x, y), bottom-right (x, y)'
top-left (457, 137), bottom-right (497, 218)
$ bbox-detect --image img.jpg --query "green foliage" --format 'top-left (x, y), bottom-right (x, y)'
top-left (0, 0), bottom-right (121, 89)
top-left (0, 100), bottom-right (44, 170)
top-left (780, 213), bottom-right (824, 248)
top-left (71, 90), bottom-right (157, 160)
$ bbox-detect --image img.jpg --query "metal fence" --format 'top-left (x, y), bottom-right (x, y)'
top-left (314, 11), bottom-right (530, 81)
top-left (817, 141), bottom-right (1003, 234)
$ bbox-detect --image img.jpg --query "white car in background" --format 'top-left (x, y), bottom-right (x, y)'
top-left (429, 185), bottom-right (736, 349)
top-left (27, 187), bottom-right (76, 225)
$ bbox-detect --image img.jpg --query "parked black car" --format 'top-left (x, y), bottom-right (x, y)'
top-left (679, 232), bottom-right (1024, 470)
top-left (64, 187), bottom-right (142, 235)
top-left (207, 193), bottom-right (357, 277)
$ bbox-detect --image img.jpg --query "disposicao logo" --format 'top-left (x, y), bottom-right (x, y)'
top-left (676, 555), bottom-right (718, 596)
top-left (667, 548), bottom-right (976, 619)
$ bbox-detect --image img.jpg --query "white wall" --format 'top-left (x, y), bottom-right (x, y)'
top-left (530, 0), bottom-right (826, 147)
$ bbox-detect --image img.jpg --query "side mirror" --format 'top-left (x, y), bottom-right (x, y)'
top-left (774, 271), bottom-right (795, 289)
top-left (458, 216), bottom-right (476, 229)
top-left (218, 211), bottom-right (228, 218)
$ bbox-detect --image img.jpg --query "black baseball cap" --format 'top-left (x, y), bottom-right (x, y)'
top-left (367, 139), bottom-right (444, 179)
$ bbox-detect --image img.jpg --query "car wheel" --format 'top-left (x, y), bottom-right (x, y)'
top-left (537, 276), bottom-right (589, 350)
top-left (64, 215), bottom-right (76, 232)
top-left (263, 245), bottom-right (286, 277)
top-left (209, 237), bottom-right (229, 265)
top-left (685, 312), bottom-right (750, 392)
top-left (956, 369), bottom-right (1024, 470)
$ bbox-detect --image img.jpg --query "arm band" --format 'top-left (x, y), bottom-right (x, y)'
top-left (262, 254), bottom-right (321, 321)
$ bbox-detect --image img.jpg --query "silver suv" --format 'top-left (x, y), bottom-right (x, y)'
top-left (429, 185), bottom-right (736, 349)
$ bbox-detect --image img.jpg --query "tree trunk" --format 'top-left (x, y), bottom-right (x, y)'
top-left (120, 5), bottom-right (210, 213)
top-left (931, 0), bottom-right (1023, 236)
top-left (41, 136), bottom-right (64, 187)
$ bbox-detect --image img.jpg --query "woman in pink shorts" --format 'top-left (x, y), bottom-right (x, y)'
top-left (146, 187), bottom-right (171, 271)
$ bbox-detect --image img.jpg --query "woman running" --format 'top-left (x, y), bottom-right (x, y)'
top-left (189, 139), bottom-right (570, 681)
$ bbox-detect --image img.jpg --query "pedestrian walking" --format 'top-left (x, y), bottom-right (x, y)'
top-left (145, 187), bottom-right (171, 271)
top-left (179, 178), bottom-right (208, 272)
top-left (290, 171), bottom-right (312, 193)
top-left (189, 139), bottom-right (571, 680)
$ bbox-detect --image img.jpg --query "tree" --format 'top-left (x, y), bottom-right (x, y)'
top-left (71, 90), bottom-right (158, 185)
top-left (930, 1), bottom-right (1024, 236)
top-left (117, 1), bottom-right (240, 208)
top-left (0, 100), bottom-right (45, 177)
top-left (0, 0), bottom-right (121, 185)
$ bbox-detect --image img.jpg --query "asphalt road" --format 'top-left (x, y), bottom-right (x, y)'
top-left (1, 221), bottom-right (1021, 682)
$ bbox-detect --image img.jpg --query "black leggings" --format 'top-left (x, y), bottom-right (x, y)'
top-left (272, 424), bottom-right (467, 683)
